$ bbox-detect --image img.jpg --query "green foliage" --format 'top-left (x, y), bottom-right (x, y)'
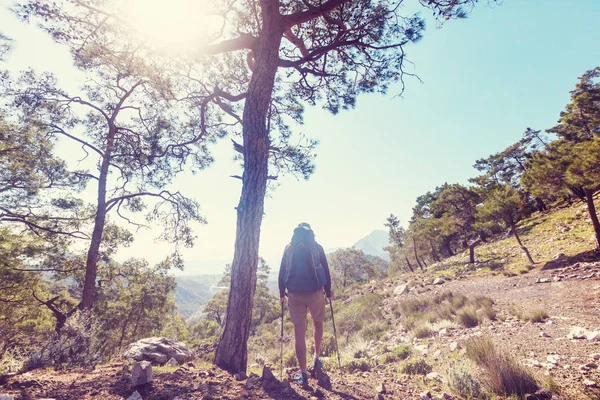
top-left (381, 345), bottom-right (410, 364)
top-left (329, 248), bottom-right (385, 290)
top-left (401, 358), bottom-right (432, 375)
top-left (447, 361), bottom-right (484, 399)
top-left (457, 307), bottom-right (480, 328)
top-left (528, 309), bottom-right (549, 323)
top-left (335, 293), bottom-right (383, 342)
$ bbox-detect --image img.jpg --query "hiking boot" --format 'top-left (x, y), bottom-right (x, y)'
top-left (293, 371), bottom-right (310, 388)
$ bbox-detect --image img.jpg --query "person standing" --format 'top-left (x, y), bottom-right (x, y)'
top-left (279, 222), bottom-right (333, 386)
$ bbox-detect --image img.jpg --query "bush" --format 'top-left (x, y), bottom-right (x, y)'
top-left (381, 345), bottom-right (410, 364)
top-left (465, 336), bottom-right (538, 397)
top-left (344, 358), bottom-right (371, 372)
top-left (412, 324), bottom-right (434, 339)
top-left (360, 322), bottom-right (387, 341)
top-left (26, 311), bottom-right (102, 370)
top-left (401, 358), bottom-right (432, 375)
top-left (447, 362), bottom-right (483, 399)
top-left (457, 307), bottom-right (480, 328)
top-left (529, 309), bottom-right (549, 323)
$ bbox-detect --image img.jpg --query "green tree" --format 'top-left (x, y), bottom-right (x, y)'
top-left (20, 0), bottom-right (493, 373)
top-left (476, 185), bottom-right (535, 264)
top-left (523, 139), bottom-right (600, 249)
top-left (329, 248), bottom-right (383, 289)
top-left (547, 67), bottom-right (600, 142)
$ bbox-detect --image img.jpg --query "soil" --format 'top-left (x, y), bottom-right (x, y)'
top-left (1, 260), bottom-right (599, 400)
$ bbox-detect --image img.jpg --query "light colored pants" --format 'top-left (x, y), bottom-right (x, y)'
top-left (288, 291), bottom-right (326, 325)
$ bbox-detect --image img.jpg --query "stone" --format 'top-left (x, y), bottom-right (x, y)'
top-left (539, 331), bottom-right (551, 338)
top-left (567, 327), bottom-right (588, 340)
top-left (583, 379), bottom-right (597, 387)
top-left (123, 337), bottom-right (194, 365)
top-left (0, 396), bottom-right (15, 400)
top-left (234, 371), bottom-right (248, 381)
top-left (131, 361), bottom-right (153, 387)
top-left (449, 342), bottom-right (460, 352)
top-left (524, 389), bottom-right (552, 400)
top-left (433, 278), bottom-right (445, 285)
top-left (127, 392), bottom-right (143, 400)
top-left (589, 353), bottom-right (600, 360)
top-left (440, 394), bottom-right (453, 400)
top-left (261, 366), bottom-right (279, 390)
top-left (546, 355), bottom-right (560, 365)
top-left (394, 283), bottom-right (409, 296)
top-left (420, 392), bottom-right (432, 400)
top-left (245, 375), bottom-right (261, 389)
top-left (166, 357), bottom-right (178, 367)
top-left (438, 328), bottom-right (448, 337)
top-left (587, 331), bottom-right (600, 341)
top-left (376, 382), bottom-right (386, 393)
top-left (553, 253), bottom-right (566, 260)
top-left (414, 344), bottom-right (428, 353)
top-left (426, 372), bottom-right (443, 382)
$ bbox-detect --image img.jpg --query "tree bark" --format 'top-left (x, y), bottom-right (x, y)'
top-left (429, 240), bottom-right (440, 262)
top-left (405, 257), bottom-right (414, 273)
top-left (214, 3), bottom-right (283, 374)
top-left (584, 189), bottom-right (600, 249)
top-left (80, 127), bottom-right (115, 310)
top-left (512, 223), bottom-right (534, 264)
top-left (412, 237), bottom-right (423, 271)
top-left (468, 239), bottom-right (481, 264)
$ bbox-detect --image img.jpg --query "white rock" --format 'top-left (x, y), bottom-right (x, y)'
top-left (553, 253), bottom-right (566, 260)
top-left (394, 283), bottom-right (409, 296)
top-left (420, 393), bottom-right (432, 400)
top-left (128, 391), bottom-right (143, 400)
top-left (414, 344), bottom-right (428, 353)
top-left (438, 328), bottom-right (448, 337)
top-left (131, 361), bottom-right (153, 387)
top-left (166, 357), bottom-right (178, 367)
top-left (539, 331), bottom-right (551, 338)
top-left (583, 379), bottom-right (597, 387)
top-left (123, 337), bottom-right (194, 365)
top-left (589, 353), bottom-right (600, 360)
top-left (426, 372), bottom-right (443, 382)
top-left (587, 331), bottom-right (600, 341)
top-left (567, 327), bottom-right (588, 340)
top-left (449, 342), bottom-right (460, 352)
top-left (433, 278), bottom-right (445, 285)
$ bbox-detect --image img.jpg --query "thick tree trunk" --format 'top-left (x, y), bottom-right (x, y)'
top-left (584, 189), bottom-right (600, 249)
top-left (80, 129), bottom-right (115, 310)
top-left (512, 223), bottom-right (534, 264)
top-left (405, 257), bottom-right (414, 273)
top-left (468, 239), bottom-right (481, 264)
top-left (534, 196), bottom-right (547, 212)
top-left (412, 237), bottom-right (423, 271)
top-left (214, 6), bottom-right (283, 374)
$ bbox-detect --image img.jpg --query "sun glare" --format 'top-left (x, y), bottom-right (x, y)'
top-left (120, 0), bottom-right (223, 50)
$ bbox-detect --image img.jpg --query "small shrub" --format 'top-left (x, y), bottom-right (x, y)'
top-left (412, 324), bottom-right (434, 339)
top-left (344, 358), bottom-right (370, 372)
top-left (482, 306), bottom-right (497, 321)
top-left (282, 349), bottom-right (296, 368)
top-left (529, 309), bottom-right (549, 323)
top-left (457, 308), bottom-right (480, 328)
top-left (381, 345), bottom-right (410, 364)
top-left (465, 336), bottom-right (538, 397)
top-left (361, 322), bottom-right (387, 341)
top-left (401, 358), bottom-right (432, 375)
top-left (447, 362), bottom-right (483, 399)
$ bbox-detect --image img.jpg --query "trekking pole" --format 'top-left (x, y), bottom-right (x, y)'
top-left (329, 298), bottom-right (342, 371)
top-left (280, 301), bottom-right (284, 381)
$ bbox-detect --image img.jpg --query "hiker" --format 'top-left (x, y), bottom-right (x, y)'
top-left (279, 222), bottom-right (333, 386)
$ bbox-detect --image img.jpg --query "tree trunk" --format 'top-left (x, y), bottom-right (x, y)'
top-left (534, 196), bottom-right (547, 212)
top-left (429, 240), bottom-right (440, 262)
top-left (468, 239), bottom-right (481, 264)
top-left (214, 6), bottom-right (283, 374)
top-left (405, 257), bottom-right (414, 273)
top-left (584, 189), bottom-right (600, 249)
top-left (512, 223), bottom-right (534, 264)
top-left (80, 128), bottom-right (115, 310)
top-left (412, 237), bottom-right (423, 271)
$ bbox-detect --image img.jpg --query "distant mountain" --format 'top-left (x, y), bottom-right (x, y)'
top-left (174, 275), bottom-right (223, 321)
top-left (352, 230), bottom-right (390, 260)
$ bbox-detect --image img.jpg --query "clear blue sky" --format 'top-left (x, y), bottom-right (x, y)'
top-left (2, 0), bottom-right (599, 274)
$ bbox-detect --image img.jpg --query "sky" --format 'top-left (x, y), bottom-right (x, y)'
top-left (1, 0), bottom-right (600, 275)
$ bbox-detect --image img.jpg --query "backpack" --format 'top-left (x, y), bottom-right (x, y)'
top-left (283, 227), bottom-right (327, 293)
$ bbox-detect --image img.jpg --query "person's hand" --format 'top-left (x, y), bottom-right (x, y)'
top-left (280, 295), bottom-right (287, 304)
top-left (326, 291), bottom-right (334, 300)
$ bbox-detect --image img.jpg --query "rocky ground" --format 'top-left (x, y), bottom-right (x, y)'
top-left (1, 257), bottom-right (599, 400)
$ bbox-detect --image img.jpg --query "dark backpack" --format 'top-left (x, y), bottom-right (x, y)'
top-left (283, 227), bottom-right (327, 293)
